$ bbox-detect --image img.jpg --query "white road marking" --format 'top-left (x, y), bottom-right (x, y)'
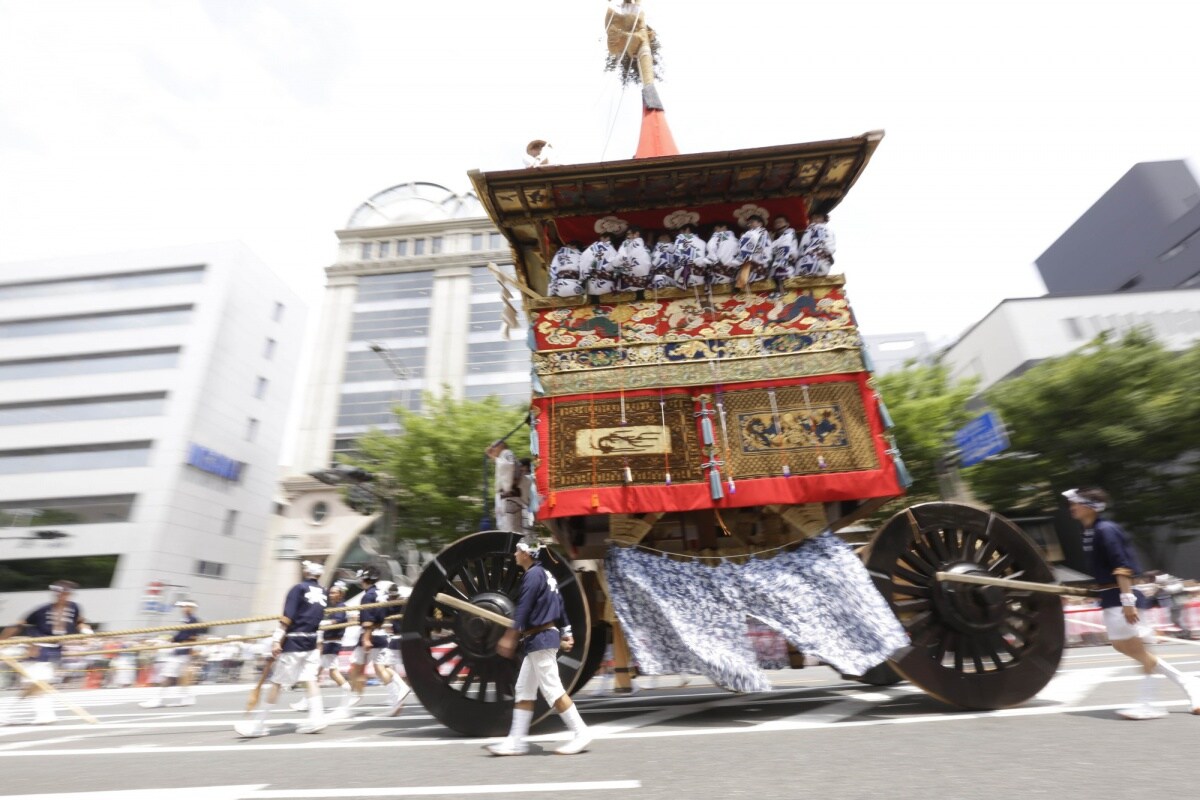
top-left (248, 781), bottom-right (642, 797)
top-left (0, 782), bottom-right (640, 800)
top-left (1, 786), bottom-right (267, 800)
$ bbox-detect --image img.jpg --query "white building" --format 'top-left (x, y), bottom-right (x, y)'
top-left (941, 288), bottom-right (1200, 393)
top-left (0, 243), bottom-right (305, 628)
top-left (271, 182), bottom-right (526, 587)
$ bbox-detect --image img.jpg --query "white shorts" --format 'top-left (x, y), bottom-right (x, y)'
top-left (514, 648), bottom-right (566, 704)
top-left (320, 652), bottom-right (341, 671)
top-left (159, 654), bottom-right (190, 680)
top-left (270, 650), bottom-right (320, 686)
top-left (1103, 607), bottom-right (1155, 643)
top-left (21, 661), bottom-right (55, 684)
top-left (350, 646), bottom-right (391, 667)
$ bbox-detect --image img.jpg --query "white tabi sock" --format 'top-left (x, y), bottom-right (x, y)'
top-left (506, 707), bottom-right (533, 742)
top-left (307, 692), bottom-right (324, 724)
top-left (390, 675), bottom-right (410, 703)
top-left (1154, 658), bottom-right (1192, 688)
top-left (1137, 674), bottom-right (1156, 707)
top-left (559, 703), bottom-right (587, 735)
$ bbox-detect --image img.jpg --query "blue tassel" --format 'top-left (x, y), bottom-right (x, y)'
top-left (893, 451), bottom-right (913, 488)
top-left (700, 417), bottom-right (715, 446)
top-left (782, 464), bottom-right (791, 477)
top-left (709, 468), bottom-right (725, 500)
top-left (530, 427), bottom-right (540, 457)
top-left (878, 399), bottom-right (894, 430)
top-left (861, 344), bottom-right (876, 374)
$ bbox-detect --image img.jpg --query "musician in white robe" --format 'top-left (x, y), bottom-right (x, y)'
top-left (580, 233), bottom-right (619, 297)
top-left (650, 233), bottom-right (677, 290)
top-left (548, 243), bottom-right (585, 297)
top-left (705, 223), bottom-right (741, 285)
top-left (671, 224), bottom-right (709, 288)
top-left (734, 215), bottom-right (772, 288)
top-left (617, 227), bottom-right (653, 293)
top-left (768, 215), bottom-right (800, 286)
top-left (797, 213), bottom-right (836, 276)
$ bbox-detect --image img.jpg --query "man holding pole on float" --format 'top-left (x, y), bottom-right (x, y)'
top-left (1064, 487), bottom-right (1200, 719)
top-left (0, 580), bottom-right (93, 725)
top-left (487, 538), bottom-right (592, 756)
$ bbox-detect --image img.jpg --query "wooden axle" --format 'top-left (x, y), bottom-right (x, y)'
top-left (934, 571), bottom-right (1092, 597)
top-left (434, 592), bottom-right (515, 627)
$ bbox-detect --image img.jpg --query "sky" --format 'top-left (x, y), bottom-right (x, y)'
top-left (2, 0), bottom-right (1198, 349)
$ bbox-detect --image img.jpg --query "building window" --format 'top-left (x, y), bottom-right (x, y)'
top-left (311, 501), bottom-right (328, 524)
top-left (0, 495), bottom-right (137, 527)
top-left (471, 233), bottom-right (484, 250)
top-left (0, 265), bottom-right (205, 301)
top-left (489, 232), bottom-right (503, 249)
top-left (432, 236), bottom-right (444, 254)
top-left (379, 240), bottom-right (391, 259)
top-left (360, 242), bottom-right (373, 260)
top-left (0, 306), bottom-right (192, 339)
top-left (195, 560), bottom-right (225, 578)
top-left (246, 417), bottom-right (259, 441)
top-left (0, 442), bottom-right (152, 475)
top-left (263, 338), bottom-right (276, 360)
top-left (222, 509), bottom-right (238, 536)
top-left (0, 348), bottom-right (181, 382)
top-left (0, 555), bottom-right (120, 592)
top-left (254, 376), bottom-right (268, 399)
top-left (396, 240), bottom-right (408, 257)
top-left (0, 393), bottom-right (167, 426)
top-left (413, 238), bottom-right (426, 256)
top-left (273, 302), bottom-right (286, 322)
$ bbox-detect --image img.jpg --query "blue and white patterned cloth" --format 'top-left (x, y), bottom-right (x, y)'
top-left (606, 533), bottom-right (908, 694)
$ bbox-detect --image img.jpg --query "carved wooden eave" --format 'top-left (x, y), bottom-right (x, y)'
top-left (468, 130), bottom-right (883, 297)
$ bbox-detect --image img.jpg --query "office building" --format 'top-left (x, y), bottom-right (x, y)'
top-left (1037, 160), bottom-right (1200, 295)
top-left (0, 243), bottom-right (304, 627)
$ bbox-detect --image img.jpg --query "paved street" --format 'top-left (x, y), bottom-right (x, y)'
top-left (2, 645), bottom-right (1199, 799)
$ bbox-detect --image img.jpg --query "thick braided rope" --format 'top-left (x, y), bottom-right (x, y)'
top-left (59, 613), bottom-right (409, 660)
top-left (5, 599), bottom-right (408, 645)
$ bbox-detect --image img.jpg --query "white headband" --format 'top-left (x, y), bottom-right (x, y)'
top-left (175, 600), bottom-right (197, 609)
top-left (515, 541), bottom-right (542, 556)
top-left (301, 560), bottom-right (325, 577)
top-left (1063, 489), bottom-right (1106, 512)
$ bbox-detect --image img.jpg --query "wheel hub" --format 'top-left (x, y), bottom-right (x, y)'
top-left (933, 563), bottom-right (1007, 634)
top-left (454, 591), bottom-right (515, 658)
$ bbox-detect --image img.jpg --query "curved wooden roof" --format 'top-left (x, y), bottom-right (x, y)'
top-left (468, 130), bottom-right (883, 295)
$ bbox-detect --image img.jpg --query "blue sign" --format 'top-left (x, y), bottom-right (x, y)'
top-left (953, 411), bottom-right (1010, 468)
top-left (186, 443), bottom-right (244, 481)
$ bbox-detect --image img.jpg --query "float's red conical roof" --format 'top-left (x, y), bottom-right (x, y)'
top-left (634, 105), bottom-right (679, 159)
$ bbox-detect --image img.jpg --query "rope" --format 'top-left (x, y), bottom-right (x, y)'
top-left (4, 599), bottom-right (408, 645)
top-left (619, 528), bottom-right (831, 562)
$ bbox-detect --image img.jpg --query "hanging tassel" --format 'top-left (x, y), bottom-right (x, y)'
top-left (727, 477), bottom-right (736, 494)
top-left (818, 455), bottom-right (828, 470)
top-left (878, 398), bottom-right (894, 430)
top-left (664, 471), bottom-right (672, 486)
top-left (889, 444), bottom-right (913, 487)
top-left (861, 344), bottom-right (876, 374)
top-left (699, 414), bottom-right (715, 445)
top-left (782, 464), bottom-right (792, 477)
top-left (530, 427), bottom-right (540, 457)
top-left (623, 463), bottom-right (633, 484)
top-left (708, 467), bottom-right (725, 500)
top-left (591, 492), bottom-right (600, 509)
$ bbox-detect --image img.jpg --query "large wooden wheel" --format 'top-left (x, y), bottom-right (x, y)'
top-left (399, 530), bottom-right (592, 736)
top-left (864, 502), bottom-right (1065, 709)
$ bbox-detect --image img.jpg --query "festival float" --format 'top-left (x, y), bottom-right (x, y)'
top-left (398, 2), bottom-right (1066, 736)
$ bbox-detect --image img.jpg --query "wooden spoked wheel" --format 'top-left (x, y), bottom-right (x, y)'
top-left (864, 502), bottom-right (1065, 709)
top-left (399, 530), bottom-right (591, 737)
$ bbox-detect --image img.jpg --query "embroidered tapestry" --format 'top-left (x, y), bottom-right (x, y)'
top-left (605, 534), bottom-right (908, 693)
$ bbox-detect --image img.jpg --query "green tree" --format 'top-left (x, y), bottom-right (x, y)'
top-left (349, 392), bottom-right (529, 549)
top-left (873, 363), bottom-right (978, 513)
top-left (966, 330), bottom-right (1200, 563)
